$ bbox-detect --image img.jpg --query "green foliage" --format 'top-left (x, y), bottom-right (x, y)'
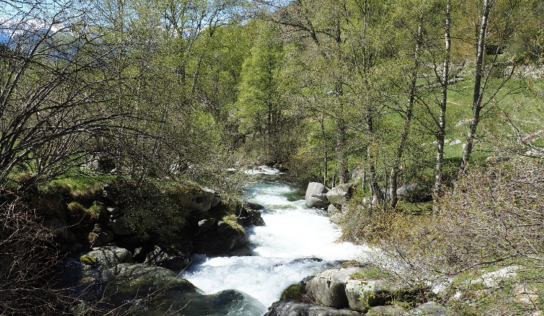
top-left (110, 179), bottom-right (192, 243)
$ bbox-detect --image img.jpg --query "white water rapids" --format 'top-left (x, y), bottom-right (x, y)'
top-left (182, 167), bottom-right (369, 315)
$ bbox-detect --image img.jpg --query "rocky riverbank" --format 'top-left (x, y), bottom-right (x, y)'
top-left (31, 177), bottom-right (266, 313)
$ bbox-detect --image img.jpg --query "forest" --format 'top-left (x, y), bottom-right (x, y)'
top-left (1, 0), bottom-right (544, 315)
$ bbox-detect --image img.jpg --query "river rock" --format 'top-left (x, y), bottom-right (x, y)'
top-left (266, 300), bottom-right (362, 316)
top-left (326, 184), bottom-right (352, 206)
top-left (403, 302), bottom-right (457, 315)
top-left (396, 183), bottom-right (431, 202)
top-left (80, 246), bottom-right (133, 268)
top-left (192, 219), bottom-right (250, 256)
top-left (143, 245), bottom-right (191, 271)
top-left (245, 202), bottom-right (265, 211)
top-left (305, 182), bottom-right (329, 209)
top-left (345, 279), bottom-right (391, 312)
top-left (189, 187), bottom-right (217, 213)
top-left (328, 204), bottom-right (340, 215)
top-left (236, 206), bottom-right (265, 226)
top-left (306, 267), bottom-right (363, 308)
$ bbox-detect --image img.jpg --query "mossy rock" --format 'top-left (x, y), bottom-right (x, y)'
top-left (80, 255), bottom-right (97, 265)
top-left (281, 284), bottom-right (307, 300)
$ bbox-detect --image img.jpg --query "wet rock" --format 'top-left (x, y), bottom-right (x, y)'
top-left (237, 207), bottom-right (265, 226)
top-left (144, 245), bottom-right (191, 271)
top-left (266, 300), bottom-right (362, 316)
top-left (305, 182), bottom-right (329, 209)
top-left (245, 202), bottom-right (265, 211)
top-left (193, 220), bottom-right (250, 256)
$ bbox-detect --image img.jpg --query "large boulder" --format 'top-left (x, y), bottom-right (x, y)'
top-left (80, 246), bottom-right (133, 268)
top-left (193, 219), bottom-right (250, 256)
top-left (266, 300), bottom-right (362, 316)
top-left (78, 258), bottom-right (264, 315)
top-left (305, 182), bottom-right (329, 209)
top-left (306, 267), bottom-right (363, 308)
top-left (143, 245), bottom-right (191, 271)
top-left (326, 184), bottom-right (352, 206)
top-left (345, 279), bottom-right (392, 312)
top-left (237, 206), bottom-right (265, 227)
top-left (396, 183), bottom-right (432, 203)
top-left (173, 186), bottom-right (218, 214)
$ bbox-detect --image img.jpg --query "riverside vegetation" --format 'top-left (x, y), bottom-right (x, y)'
top-left (1, 0), bottom-right (544, 315)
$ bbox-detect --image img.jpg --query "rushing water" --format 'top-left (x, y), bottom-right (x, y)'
top-left (182, 167), bottom-right (367, 315)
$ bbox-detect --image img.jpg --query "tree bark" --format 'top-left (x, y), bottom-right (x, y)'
top-left (389, 24), bottom-right (422, 208)
top-left (459, 0), bottom-right (493, 174)
top-left (434, 0), bottom-right (452, 192)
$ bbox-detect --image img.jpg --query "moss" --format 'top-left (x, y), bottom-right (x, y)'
top-left (351, 267), bottom-right (390, 280)
top-left (280, 284), bottom-right (306, 300)
top-left (67, 201), bottom-right (85, 213)
top-left (80, 255), bottom-right (97, 265)
top-left (222, 214), bottom-right (245, 233)
top-left (39, 176), bottom-right (113, 201)
top-left (88, 203), bottom-right (103, 218)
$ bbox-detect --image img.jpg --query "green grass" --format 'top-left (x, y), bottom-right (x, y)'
top-left (39, 175), bottom-right (114, 199)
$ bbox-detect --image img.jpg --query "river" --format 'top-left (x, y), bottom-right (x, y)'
top-left (182, 167), bottom-right (367, 315)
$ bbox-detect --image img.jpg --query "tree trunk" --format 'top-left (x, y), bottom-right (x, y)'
top-left (389, 24), bottom-right (422, 208)
top-left (459, 0), bottom-right (493, 174)
top-left (366, 107), bottom-right (382, 201)
top-left (434, 0), bottom-right (452, 193)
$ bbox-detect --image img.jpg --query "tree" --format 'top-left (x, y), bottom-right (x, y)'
top-left (236, 22), bottom-right (287, 162)
top-left (0, 0), bottom-right (130, 187)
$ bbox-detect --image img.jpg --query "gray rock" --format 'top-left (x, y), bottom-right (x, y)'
top-left (144, 245), bottom-right (191, 271)
top-left (193, 220), bottom-right (250, 256)
top-left (198, 218), bottom-right (216, 234)
top-left (367, 305), bottom-right (406, 316)
top-left (396, 183), bottom-right (432, 203)
top-left (306, 267), bottom-right (363, 308)
top-left (82, 246), bottom-right (133, 268)
top-left (351, 166), bottom-right (365, 184)
top-left (245, 202), bottom-right (265, 211)
top-left (305, 182), bottom-right (329, 209)
top-left (266, 300), bottom-right (362, 316)
top-left (404, 302), bottom-right (457, 315)
top-left (345, 280), bottom-right (392, 312)
top-left (190, 187), bottom-right (217, 213)
top-left (327, 204), bottom-right (340, 215)
top-left (326, 184), bottom-right (352, 206)
top-left (237, 207), bottom-right (265, 226)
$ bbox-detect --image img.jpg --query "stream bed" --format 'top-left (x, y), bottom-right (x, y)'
top-left (182, 167), bottom-right (368, 315)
